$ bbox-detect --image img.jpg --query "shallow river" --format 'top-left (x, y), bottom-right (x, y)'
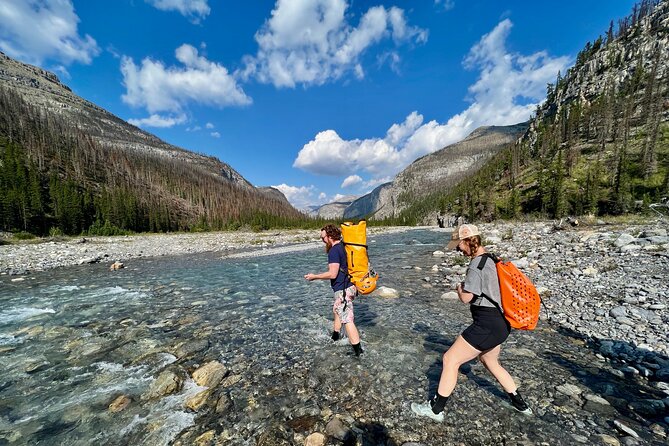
top-left (0, 229), bottom-right (666, 445)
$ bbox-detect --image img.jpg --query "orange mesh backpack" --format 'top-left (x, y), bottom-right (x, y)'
top-left (340, 220), bottom-right (378, 295)
top-left (477, 253), bottom-right (541, 330)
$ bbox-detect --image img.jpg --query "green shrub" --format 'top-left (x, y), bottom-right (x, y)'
top-left (87, 220), bottom-right (132, 236)
top-left (49, 227), bottom-right (64, 237)
top-left (13, 231), bottom-right (36, 240)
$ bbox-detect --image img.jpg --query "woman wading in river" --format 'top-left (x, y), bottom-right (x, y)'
top-left (412, 224), bottom-right (532, 422)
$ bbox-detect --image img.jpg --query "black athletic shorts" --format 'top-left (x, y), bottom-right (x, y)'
top-left (461, 306), bottom-right (511, 351)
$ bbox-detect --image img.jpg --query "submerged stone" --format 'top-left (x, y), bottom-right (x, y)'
top-left (143, 369), bottom-right (183, 400)
top-left (325, 416), bottom-right (350, 441)
top-left (108, 395), bottom-right (131, 413)
top-left (192, 361), bottom-right (227, 388)
top-left (375, 286), bottom-right (399, 298)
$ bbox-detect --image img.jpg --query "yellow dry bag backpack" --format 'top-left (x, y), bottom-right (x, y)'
top-left (340, 220), bottom-right (378, 295)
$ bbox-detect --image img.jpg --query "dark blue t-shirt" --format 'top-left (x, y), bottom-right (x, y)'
top-left (327, 242), bottom-right (348, 291)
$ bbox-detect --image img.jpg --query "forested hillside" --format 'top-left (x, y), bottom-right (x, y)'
top-left (396, 0), bottom-right (669, 224)
top-left (0, 64), bottom-right (307, 236)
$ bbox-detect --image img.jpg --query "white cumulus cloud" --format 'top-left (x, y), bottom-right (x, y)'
top-left (205, 122), bottom-right (214, 129)
top-left (210, 131), bottom-right (220, 138)
top-left (128, 113), bottom-right (187, 128)
top-left (0, 0), bottom-right (99, 66)
top-left (271, 183), bottom-right (317, 209)
top-left (294, 19), bottom-right (570, 183)
top-left (240, 0), bottom-right (427, 88)
top-left (341, 175), bottom-right (362, 188)
top-left (145, 0), bottom-right (210, 23)
top-left (121, 44), bottom-right (252, 115)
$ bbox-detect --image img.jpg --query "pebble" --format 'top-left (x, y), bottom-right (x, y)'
top-left (613, 420), bottom-right (639, 438)
top-left (556, 383), bottom-right (583, 397)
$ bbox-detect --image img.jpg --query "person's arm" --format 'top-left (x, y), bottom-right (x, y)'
top-left (305, 262), bottom-right (340, 281)
top-left (456, 282), bottom-right (475, 303)
top-left (459, 261), bottom-right (481, 303)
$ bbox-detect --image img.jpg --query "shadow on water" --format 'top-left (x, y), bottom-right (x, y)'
top-left (352, 298), bottom-right (379, 328)
top-left (345, 422), bottom-right (397, 446)
top-left (411, 321), bottom-right (457, 397)
top-left (463, 368), bottom-right (510, 401)
top-left (545, 325), bottom-right (669, 425)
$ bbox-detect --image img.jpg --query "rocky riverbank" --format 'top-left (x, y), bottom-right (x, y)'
top-left (1, 219), bottom-right (668, 445)
top-left (0, 226), bottom-right (412, 276)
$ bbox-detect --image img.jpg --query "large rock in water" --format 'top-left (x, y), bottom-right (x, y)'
top-left (108, 395), bottom-right (131, 412)
top-left (325, 416), bottom-right (351, 441)
top-left (143, 369), bottom-right (183, 400)
top-left (374, 286), bottom-right (399, 298)
top-left (185, 389), bottom-right (212, 411)
top-left (192, 361), bottom-right (227, 388)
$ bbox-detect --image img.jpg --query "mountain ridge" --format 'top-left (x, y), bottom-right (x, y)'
top-left (396, 0), bottom-right (668, 223)
top-left (0, 51), bottom-right (255, 190)
top-left (342, 123), bottom-right (527, 220)
top-left (0, 52), bottom-right (302, 234)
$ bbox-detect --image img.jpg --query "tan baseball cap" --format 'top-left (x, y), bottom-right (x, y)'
top-left (446, 224), bottom-right (481, 250)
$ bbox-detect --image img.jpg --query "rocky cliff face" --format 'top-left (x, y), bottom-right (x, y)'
top-left (257, 187), bottom-right (291, 205)
top-left (527, 0), bottom-right (669, 146)
top-left (343, 183), bottom-right (392, 219)
top-left (317, 201), bottom-right (353, 219)
top-left (0, 51), bottom-right (253, 190)
top-left (345, 124), bottom-right (527, 219)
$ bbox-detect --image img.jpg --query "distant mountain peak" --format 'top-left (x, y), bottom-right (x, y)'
top-left (343, 123), bottom-right (528, 220)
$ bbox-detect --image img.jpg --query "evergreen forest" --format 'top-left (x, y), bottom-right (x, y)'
top-left (392, 0), bottom-right (669, 225)
top-left (0, 87), bottom-right (316, 236)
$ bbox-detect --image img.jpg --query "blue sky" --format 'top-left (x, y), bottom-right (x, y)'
top-left (0, 0), bottom-right (638, 210)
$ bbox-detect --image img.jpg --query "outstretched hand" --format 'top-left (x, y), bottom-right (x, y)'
top-left (304, 273), bottom-right (315, 281)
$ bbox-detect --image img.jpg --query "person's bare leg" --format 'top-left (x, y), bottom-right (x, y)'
top-left (437, 336), bottom-right (481, 397)
top-left (412, 336), bottom-right (479, 420)
top-left (478, 345), bottom-right (517, 393)
top-left (344, 321), bottom-right (360, 345)
top-left (333, 310), bottom-right (342, 334)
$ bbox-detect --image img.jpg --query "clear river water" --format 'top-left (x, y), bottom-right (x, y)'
top-left (1, 229), bottom-right (664, 445)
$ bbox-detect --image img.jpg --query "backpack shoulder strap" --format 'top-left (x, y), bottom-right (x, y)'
top-left (339, 267), bottom-right (351, 286)
top-left (474, 253), bottom-right (505, 318)
top-left (476, 252), bottom-right (499, 270)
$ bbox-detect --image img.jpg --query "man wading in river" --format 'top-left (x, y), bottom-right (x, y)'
top-left (304, 224), bottom-right (363, 357)
top-left (412, 224), bottom-right (531, 422)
